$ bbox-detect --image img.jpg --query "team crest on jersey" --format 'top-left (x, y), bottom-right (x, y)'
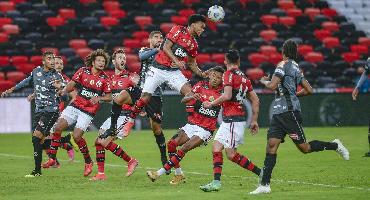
top-left (37, 72), bottom-right (42, 77)
top-left (209, 96), bottom-right (215, 102)
top-left (96, 80), bottom-right (102, 88)
top-left (90, 80), bottom-right (95, 85)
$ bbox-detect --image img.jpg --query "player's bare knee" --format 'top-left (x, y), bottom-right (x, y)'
top-left (298, 143), bottom-right (310, 154)
top-left (225, 151), bottom-right (236, 161)
top-left (151, 124), bottom-right (162, 135)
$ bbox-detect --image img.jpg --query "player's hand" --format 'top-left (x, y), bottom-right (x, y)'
top-left (90, 96), bottom-right (101, 104)
top-left (201, 70), bottom-right (210, 78)
top-left (27, 93), bottom-right (35, 102)
top-left (250, 121), bottom-right (259, 135)
top-left (192, 93), bottom-right (201, 100)
top-left (202, 101), bottom-right (212, 108)
top-left (352, 88), bottom-right (359, 101)
top-left (172, 60), bottom-right (186, 69)
top-left (1, 87), bottom-right (14, 97)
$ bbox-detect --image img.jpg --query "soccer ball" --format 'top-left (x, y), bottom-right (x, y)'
top-left (207, 5), bottom-right (225, 22)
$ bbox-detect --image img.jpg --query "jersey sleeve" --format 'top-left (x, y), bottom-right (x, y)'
top-left (192, 81), bottom-right (203, 93)
top-left (273, 66), bottom-right (285, 79)
top-left (246, 79), bottom-right (254, 92)
top-left (72, 68), bottom-right (84, 84)
top-left (166, 25), bottom-right (181, 43)
top-left (222, 70), bottom-right (233, 86)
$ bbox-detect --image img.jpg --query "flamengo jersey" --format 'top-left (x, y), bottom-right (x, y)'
top-left (110, 69), bottom-right (136, 99)
top-left (222, 68), bottom-right (253, 122)
top-left (186, 81), bottom-right (222, 132)
top-left (155, 25), bottom-right (198, 69)
top-left (71, 67), bottom-right (111, 116)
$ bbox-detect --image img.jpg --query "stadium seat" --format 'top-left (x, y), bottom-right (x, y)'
top-left (246, 68), bottom-right (265, 81)
top-left (160, 23), bottom-right (174, 33)
top-left (132, 31), bottom-right (149, 41)
top-left (127, 62), bottom-right (141, 74)
top-left (7, 71), bottom-right (25, 82)
top-left (321, 8), bottom-right (337, 18)
top-left (125, 54), bottom-right (139, 65)
top-left (46, 17), bottom-right (65, 27)
top-left (279, 16), bottom-right (296, 27)
top-left (0, 56), bottom-right (10, 67)
top-left (69, 39), bottom-right (88, 49)
top-left (321, 21), bottom-right (339, 32)
top-left (148, 0), bottom-right (164, 4)
top-left (183, 0), bottom-right (200, 6)
top-left (123, 39), bottom-right (142, 49)
top-left (248, 53), bottom-right (268, 67)
top-left (211, 53), bottom-right (225, 64)
top-left (100, 16), bottom-right (119, 28)
top-left (76, 48), bottom-right (93, 59)
top-left (88, 39), bottom-right (105, 49)
top-left (259, 30), bottom-right (277, 42)
top-left (58, 8), bottom-right (76, 20)
top-left (0, 80), bottom-right (15, 92)
top-left (171, 16), bottom-right (187, 26)
top-left (2, 24), bottom-right (19, 34)
top-left (269, 53), bottom-right (283, 65)
top-left (14, 63), bottom-right (34, 74)
top-left (260, 45), bottom-right (277, 56)
top-left (30, 56), bottom-right (43, 66)
top-left (11, 56), bottom-right (28, 65)
top-left (178, 8), bottom-right (195, 18)
top-left (0, 72), bottom-right (4, 80)
top-left (304, 52), bottom-right (324, 63)
top-left (304, 8), bottom-right (320, 20)
top-left (0, 17), bottom-right (12, 26)
top-left (135, 16), bottom-right (153, 29)
top-left (358, 37), bottom-right (370, 46)
top-left (286, 8), bottom-right (303, 17)
top-left (103, 1), bottom-right (120, 11)
top-left (350, 44), bottom-right (368, 55)
top-left (108, 10), bottom-right (126, 19)
top-left (0, 1), bottom-right (15, 12)
top-left (314, 29), bottom-right (331, 41)
top-left (277, 0), bottom-right (295, 10)
top-left (322, 37), bottom-right (340, 48)
top-left (260, 15), bottom-right (278, 27)
top-left (342, 52), bottom-right (360, 63)
top-left (298, 44), bottom-right (313, 55)
top-left (196, 54), bottom-right (211, 65)
top-left (0, 33), bottom-right (8, 43)
top-left (79, 0), bottom-right (97, 5)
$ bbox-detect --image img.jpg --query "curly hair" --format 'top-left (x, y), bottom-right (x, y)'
top-left (84, 49), bottom-right (110, 68)
top-left (112, 48), bottom-right (125, 60)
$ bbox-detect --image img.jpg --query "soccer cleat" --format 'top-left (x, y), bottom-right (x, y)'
top-left (146, 171), bottom-right (159, 182)
top-left (41, 158), bottom-right (56, 168)
top-left (69, 132), bottom-right (79, 152)
top-left (51, 160), bottom-right (61, 168)
top-left (258, 168), bottom-right (264, 186)
top-left (67, 149), bottom-right (75, 161)
top-left (199, 180), bottom-right (221, 192)
top-left (122, 118), bottom-right (135, 137)
top-left (249, 185), bottom-right (271, 194)
top-left (25, 170), bottom-right (42, 178)
top-left (169, 174), bottom-right (186, 185)
top-left (84, 162), bottom-right (93, 177)
top-left (90, 173), bottom-right (106, 181)
top-left (333, 139), bottom-right (350, 160)
top-left (126, 158), bottom-right (139, 177)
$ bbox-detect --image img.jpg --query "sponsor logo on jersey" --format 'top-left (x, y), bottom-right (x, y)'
top-left (37, 72), bottom-right (42, 77)
top-left (81, 89), bottom-right (98, 98)
top-left (198, 106), bottom-right (217, 117)
top-left (90, 80), bottom-right (95, 85)
top-left (174, 47), bottom-right (187, 58)
top-left (96, 80), bottom-right (102, 88)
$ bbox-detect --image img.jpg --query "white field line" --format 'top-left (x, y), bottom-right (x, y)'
top-left (0, 153), bottom-right (369, 191)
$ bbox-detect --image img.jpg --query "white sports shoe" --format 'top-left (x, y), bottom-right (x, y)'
top-left (249, 185), bottom-right (271, 195)
top-left (333, 139), bottom-right (349, 160)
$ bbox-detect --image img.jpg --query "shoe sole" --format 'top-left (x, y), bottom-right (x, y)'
top-left (169, 178), bottom-right (186, 185)
top-left (146, 171), bottom-right (157, 182)
top-left (126, 161), bottom-right (139, 177)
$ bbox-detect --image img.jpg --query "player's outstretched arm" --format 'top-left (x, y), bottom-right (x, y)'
top-left (260, 75), bottom-right (281, 90)
top-left (181, 93), bottom-right (201, 103)
top-left (138, 48), bottom-right (158, 61)
top-left (203, 86), bottom-right (232, 108)
top-left (297, 79), bottom-right (313, 97)
top-left (247, 91), bottom-right (260, 134)
top-left (188, 56), bottom-right (207, 78)
top-left (1, 75), bottom-right (32, 97)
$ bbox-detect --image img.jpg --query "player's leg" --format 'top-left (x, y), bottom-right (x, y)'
top-left (59, 133), bottom-right (74, 161)
top-left (90, 137), bottom-right (107, 181)
top-left (121, 87), bottom-right (142, 136)
top-left (225, 148), bottom-right (261, 176)
top-left (365, 119), bottom-right (370, 157)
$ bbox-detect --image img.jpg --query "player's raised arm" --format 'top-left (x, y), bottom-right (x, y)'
top-left (162, 39), bottom-right (185, 69)
top-left (1, 73), bottom-right (33, 97)
top-left (187, 56), bottom-right (207, 78)
top-left (139, 48), bottom-right (158, 61)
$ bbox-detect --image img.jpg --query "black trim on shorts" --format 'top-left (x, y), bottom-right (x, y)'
top-left (152, 60), bottom-right (180, 71)
top-left (70, 103), bottom-right (95, 117)
top-left (126, 86), bottom-right (142, 104)
top-left (33, 112), bottom-right (59, 136)
top-left (145, 96), bottom-right (163, 123)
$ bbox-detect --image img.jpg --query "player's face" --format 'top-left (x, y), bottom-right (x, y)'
top-left (149, 33), bottom-right (164, 48)
top-left (209, 70), bottom-right (223, 88)
top-left (192, 21), bottom-right (206, 37)
top-left (93, 56), bottom-right (106, 71)
top-left (113, 53), bottom-right (126, 70)
top-left (43, 54), bottom-right (55, 70)
top-left (54, 58), bottom-right (64, 72)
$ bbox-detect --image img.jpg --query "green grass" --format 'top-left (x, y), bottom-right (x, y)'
top-left (0, 127), bottom-right (369, 200)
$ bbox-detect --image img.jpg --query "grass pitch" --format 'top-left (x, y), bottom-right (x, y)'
top-left (0, 127), bottom-right (369, 200)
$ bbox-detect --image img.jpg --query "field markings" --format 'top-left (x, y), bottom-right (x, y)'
top-left (1, 153), bottom-right (369, 192)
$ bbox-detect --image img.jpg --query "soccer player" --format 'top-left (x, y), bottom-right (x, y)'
top-left (1, 51), bottom-right (63, 177)
top-left (199, 50), bottom-right (261, 192)
top-left (42, 49), bottom-right (112, 177)
top-left (90, 48), bottom-right (139, 180)
top-left (352, 57), bottom-right (370, 157)
top-left (146, 66), bottom-right (224, 184)
top-left (250, 40), bottom-right (350, 194)
top-left (114, 14), bottom-right (208, 136)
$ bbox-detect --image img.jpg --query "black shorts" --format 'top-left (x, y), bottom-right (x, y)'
top-left (145, 96), bottom-right (163, 123)
top-left (33, 112), bottom-right (59, 136)
top-left (268, 111), bottom-right (306, 144)
top-left (127, 86), bottom-right (142, 103)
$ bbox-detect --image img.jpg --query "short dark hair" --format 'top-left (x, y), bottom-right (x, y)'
top-left (282, 39), bottom-right (298, 60)
top-left (149, 30), bottom-right (162, 38)
top-left (42, 51), bottom-right (54, 58)
top-left (84, 49), bottom-right (110, 68)
top-left (225, 49), bottom-right (240, 64)
top-left (188, 14), bottom-right (206, 26)
top-left (112, 48), bottom-right (125, 60)
top-left (210, 66), bottom-right (225, 74)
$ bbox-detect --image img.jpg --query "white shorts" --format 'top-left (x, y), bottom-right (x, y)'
top-left (142, 66), bottom-right (188, 94)
top-left (181, 123), bottom-right (213, 145)
top-left (60, 106), bottom-right (93, 132)
top-left (99, 116), bottom-right (127, 138)
top-left (214, 121), bottom-right (246, 148)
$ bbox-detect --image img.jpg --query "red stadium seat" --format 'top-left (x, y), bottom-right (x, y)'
top-left (10, 0), bottom-right (26, 4)
top-left (148, 0), bottom-right (164, 4)
top-left (171, 16), bottom-right (187, 26)
top-left (0, 80), bottom-right (15, 92)
top-left (358, 37), bottom-right (370, 46)
top-left (59, 8), bottom-right (76, 19)
top-left (41, 47), bottom-right (59, 55)
top-left (103, 1), bottom-right (120, 11)
top-left (0, 1), bottom-right (15, 12)
top-left (321, 21), bottom-right (339, 32)
top-left (125, 54), bottom-right (139, 65)
top-left (196, 53), bottom-right (211, 65)
top-left (350, 44), bottom-right (368, 55)
top-left (0, 56), bottom-right (10, 67)
top-left (183, 0), bottom-right (200, 6)
top-left (322, 37), bottom-right (340, 48)
top-left (321, 8), bottom-right (337, 18)
top-left (79, 0), bottom-right (97, 5)
top-left (342, 52), bottom-right (360, 63)
top-left (123, 39), bottom-right (142, 49)
top-left (100, 16), bottom-right (119, 28)
top-left (108, 10), bottom-right (126, 19)
top-left (259, 30), bottom-right (277, 42)
top-left (298, 44), bottom-right (313, 55)
top-left (206, 20), bottom-right (217, 32)
top-left (132, 31), bottom-right (149, 41)
top-left (160, 23), bottom-right (175, 33)
top-left (0, 72), bottom-right (4, 80)
top-left (269, 53), bottom-right (283, 65)
top-left (7, 71), bottom-right (25, 82)
top-left (14, 63), bottom-right (34, 74)
top-left (248, 53), bottom-right (268, 67)
top-left (260, 45), bottom-right (277, 56)
top-left (181, 69), bottom-right (192, 80)
top-left (278, 0), bottom-right (295, 10)
top-left (30, 56), bottom-right (43, 66)
top-left (0, 33), bottom-right (8, 43)
top-left (46, 17), bottom-right (65, 27)
top-left (279, 16), bottom-right (296, 27)
top-left (127, 62), bottom-right (141, 74)
top-left (304, 52), bottom-right (324, 63)
top-left (0, 17), bottom-right (12, 26)
top-left (314, 29), bottom-right (331, 41)
top-left (211, 53), bottom-right (225, 64)
top-left (178, 8), bottom-right (195, 18)
top-left (246, 68), bottom-right (265, 81)
top-left (260, 15), bottom-right (278, 27)
top-left (76, 48), bottom-right (93, 59)
top-left (69, 39), bottom-right (88, 49)
top-left (11, 56), bottom-right (28, 65)
top-left (286, 8), bottom-right (303, 17)
top-left (304, 8), bottom-right (320, 20)
top-left (134, 16), bottom-right (153, 29)
top-left (2, 24), bottom-right (19, 34)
